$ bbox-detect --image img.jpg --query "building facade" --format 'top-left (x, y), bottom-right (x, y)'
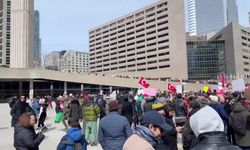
top-left (210, 23), bottom-right (250, 78)
top-left (44, 51), bottom-right (60, 71)
top-left (89, 0), bottom-right (188, 79)
top-left (10, 0), bottom-right (34, 68)
top-left (60, 50), bottom-right (89, 73)
top-left (187, 39), bottom-right (226, 80)
top-left (188, 0), bottom-right (238, 36)
top-left (34, 10), bottom-right (41, 68)
top-left (0, 0), bottom-right (11, 67)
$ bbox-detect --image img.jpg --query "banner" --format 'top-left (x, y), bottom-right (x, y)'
top-left (143, 88), bottom-right (158, 97)
top-left (138, 77), bottom-right (150, 88)
top-left (232, 79), bottom-right (245, 92)
top-left (176, 85), bottom-right (182, 94)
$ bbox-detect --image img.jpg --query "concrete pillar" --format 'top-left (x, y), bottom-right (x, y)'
top-left (99, 85), bottom-right (102, 94)
top-left (29, 80), bottom-right (34, 100)
top-left (50, 82), bottom-right (53, 98)
top-left (64, 81), bottom-right (67, 94)
top-left (19, 81), bottom-right (23, 97)
top-left (81, 84), bottom-right (84, 93)
top-left (109, 86), bottom-right (112, 93)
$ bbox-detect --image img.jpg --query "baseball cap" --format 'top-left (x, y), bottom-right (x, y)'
top-left (142, 111), bottom-right (172, 133)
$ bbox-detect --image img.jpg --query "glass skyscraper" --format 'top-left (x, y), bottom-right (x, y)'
top-left (188, 0), bottom-right (238, 35)
top-left (187, 40), bottom-right (226, 80)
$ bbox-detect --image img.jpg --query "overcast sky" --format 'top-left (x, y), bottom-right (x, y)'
top-left (35, 0), bottom-right (250, 54)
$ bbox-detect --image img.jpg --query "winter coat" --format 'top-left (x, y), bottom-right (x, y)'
top-left (182, 108), bottom-right (200, 150)
top-left (123, 134), bottom-right (155, 150)
top-left (229, 102), bottom-right (250, 147)
top-left (14, 123), bottom-right (45, 150)
top-left (83, 101), bottom-right (100, 121)
top-left (65, 128), bottom-right (86, 150)
top-left (210, 103), bottom-right (228, 123)
top-left (157, 116), bottom-right (177, 150)
top-left (98, 111), bottom-right (133, 150)
top-left (191, 132), bottom-right (241, 150)
top-left (175, 99), bottom-right (187, 117)
top-left (68, 100), bottom-right (83, 120)
top-left (121, 101), bottom-right (133, 125)
top-left (10, 101), bottom-right (35, 127)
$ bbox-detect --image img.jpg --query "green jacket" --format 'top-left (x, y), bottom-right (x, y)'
top-left (229, 102), bottom-right (250, 147)
top-left (83, 102), bottom-right (100, 121)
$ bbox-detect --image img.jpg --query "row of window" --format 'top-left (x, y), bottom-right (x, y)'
top-left (90, 64), bottom-right (170, 72)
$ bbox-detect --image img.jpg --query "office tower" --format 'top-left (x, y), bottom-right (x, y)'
top-left (10, 0), bottom-right (34, 68)
top-left (89, 0), bottom-right (188, 79)
top-left (61, 50), bottom-right (89, 73)
top-left (188, 0), bottom-right (239, 35)
top-left (210, 22), bottom-right (250, 78)
top-left (0, 0), bottom-right (11, 67)
top-left (34, 10), bottom-right (41, 68)
top-left (44, 51), bottom-right (60, 71)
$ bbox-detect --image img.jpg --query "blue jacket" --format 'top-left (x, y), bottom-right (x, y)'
top-left (98, 111), bottom-right (133, 150)
top-left (56, 128), bottom-right (86, 150)
top-left (211, 103), bottom-right (228, 122)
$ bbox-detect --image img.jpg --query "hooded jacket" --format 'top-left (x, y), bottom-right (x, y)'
top-left (229, 102), bottom-right (250, 147)
top-left (65, 128), bottom-right (85, 150)
top-left (14, 123), bottom-right (45, 150)
top-left (190, 106), bottom-right (240, 150)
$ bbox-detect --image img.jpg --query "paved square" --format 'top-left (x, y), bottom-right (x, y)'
top-left (0, 104), bottom-right (102, 150)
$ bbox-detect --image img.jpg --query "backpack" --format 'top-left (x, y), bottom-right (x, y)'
top-left (57, 135), bottom-right (87, 150)
top-left (230, 112), bottom-right (247, 136)
top-left (69, 100), bottom-right (81, 118)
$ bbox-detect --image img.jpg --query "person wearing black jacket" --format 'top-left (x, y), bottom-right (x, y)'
top-left (182, 99), bottom-right (201, 150)
top-left (14, 112), bottom-right (45, 150)
top-left (121, 97), bottom-right (134, 125)
top-left (156, 105), bottom-right (183, 150)
top-left (190, 106), bottom-right (240, 150)
top-left (10, 96), bottom-right (35, 127)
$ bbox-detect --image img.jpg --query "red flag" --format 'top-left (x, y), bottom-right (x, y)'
top-left (220, 73), bottom-right (227, 88)
top-left (168, 83), bottom-right (176, 93)
top-left (139, 77), bottom-right (150, 88)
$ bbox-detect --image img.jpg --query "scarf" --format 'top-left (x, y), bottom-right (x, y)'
top-left (134, 125), bottom-right (158, 148)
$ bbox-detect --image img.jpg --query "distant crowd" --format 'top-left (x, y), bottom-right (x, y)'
top-left (8, 89), bottom-right (250, 150)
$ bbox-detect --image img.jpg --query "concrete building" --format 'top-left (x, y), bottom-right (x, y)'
top-left (34, 10), bottom-right (41, 68)
top-left (44, 51), bottom-right (60, 71)
top-left (10, 0), bottom-right (34, 68)
top-left (188, 0), bottom-right (238, 36)
top-left (89, 0), bottom-right (187, 79)
top-left (210, 22), bottom-right (250, 78)
top-left (0, 0), bottom-right (11, 67)
top-left (186, 35), bottom-right (226, 80)
top-left (60, 50), bottom-right (89, 73)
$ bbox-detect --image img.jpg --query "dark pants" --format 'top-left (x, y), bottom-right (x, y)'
top-left (38, 112), bottom-right (47, 127)
top-left (240, 146), bottom-right (250, 150)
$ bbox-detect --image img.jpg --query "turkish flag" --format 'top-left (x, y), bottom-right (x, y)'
top-left (220, 73), bottom-right (227, 88)
top-left (139, 77), bottom-right (150, 88)
top-left (168, 83), bottom-right (176, 93)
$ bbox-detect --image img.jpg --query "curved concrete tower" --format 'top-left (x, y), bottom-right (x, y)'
top-left (10, 0), bottom-right (34, 68)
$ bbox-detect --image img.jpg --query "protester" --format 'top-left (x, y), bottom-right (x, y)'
top-left (98, 100), bottom-right (132, 150)
top-left (38, 98), bottom-right (48, 131)
top-left (14, 112), bottom-right (45, 150)
top-left (123, 111), bottom-right (172, 150)
top-left (57, 117), bottom-right (87, 150)
top-left (174, 93), bottom-right (187, 117)
top-left (229, 102), bottom-right (250, 150)
top-left (190, 106), bottom-right (240, 150)
top-left (82, 96), bottom-right (100, 146)
top-left (68, 99), bottom-right (83, 121)
top-left (182, 99), bottom-right (201, 150)
top-left (157, 105), bottom-right (183, 150)
top-left (121, 97), bottom-right (134, 125)
top-left (10, 96), bottom-right (35, 127)
top-left (62, 96), bottom-right (71, 130)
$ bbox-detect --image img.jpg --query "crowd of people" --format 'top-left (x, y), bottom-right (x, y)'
top-left (8, 89), bottom-right (250, 150)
